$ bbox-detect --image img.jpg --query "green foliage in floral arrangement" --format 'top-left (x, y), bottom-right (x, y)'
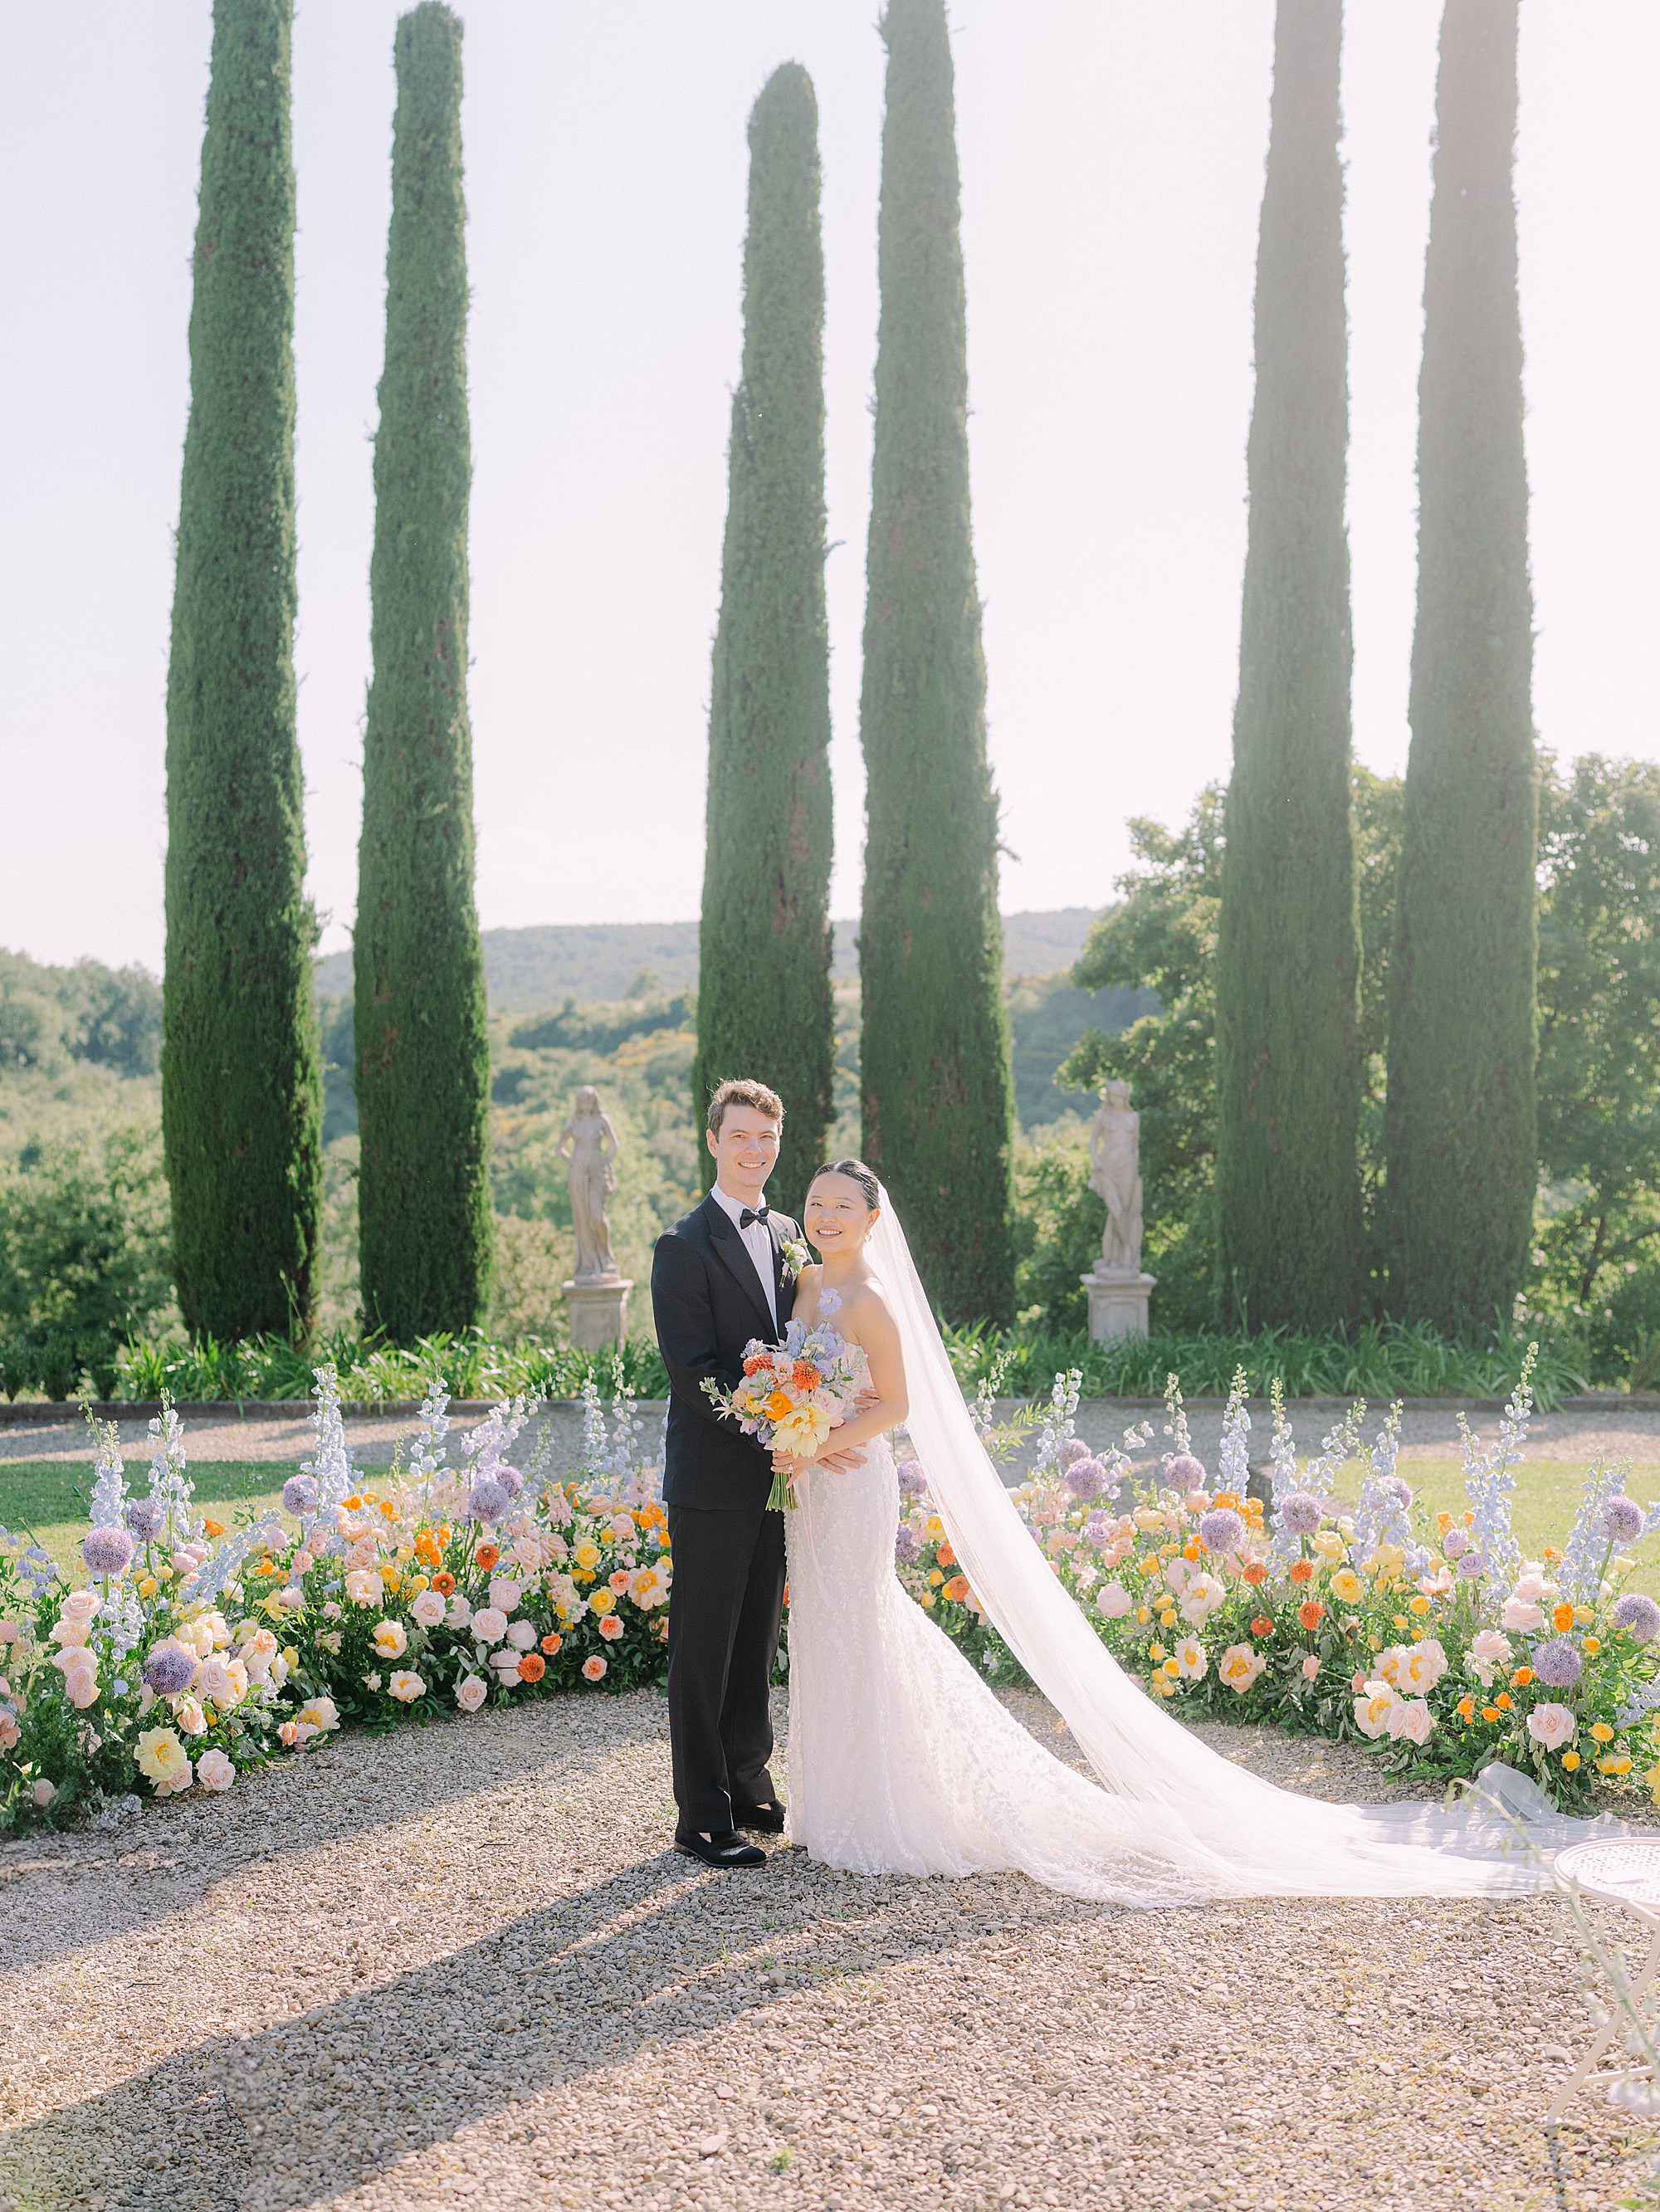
top-left (1215, 0), bottom-right (1363, 1331)
top-left (163, 0), bottom-right (322, 1345)
top-left (1385, 1), bottom-right (1537, 1334)
top-left (354, 2), bottom-right (493, 1344)
top-left (692, 64), bottom-right (835, 1213)
top-left (858, 0), bottom-right (1015, 1324)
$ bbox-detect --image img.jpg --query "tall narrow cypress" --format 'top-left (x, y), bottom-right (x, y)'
top-left (693, 63), bottom-right (835, 1211)
top-left (1385, 0), bottom-right (1536, 1331)
top-left (354, 2), bottom-right (492, 1340)
top-left (1213, 0), bottom-right (1362, 1330)
top-left (163, 0), bottom-right (320, 1343)
top-left (859, 0), bottom-right (1014, 1324)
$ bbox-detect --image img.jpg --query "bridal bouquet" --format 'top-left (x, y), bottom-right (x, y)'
top-left (702, 1294), bottom-right (866, 1511)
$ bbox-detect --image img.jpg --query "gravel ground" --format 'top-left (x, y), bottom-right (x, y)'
top-left (0, 1689), bottom-right (1654, 2212)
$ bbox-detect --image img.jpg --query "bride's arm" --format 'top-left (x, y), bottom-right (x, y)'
top-left (812, 1295), bottom-right (906, 1472)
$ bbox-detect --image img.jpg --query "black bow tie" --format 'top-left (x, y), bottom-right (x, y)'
top-left (739, 1205), bottom-right (769, 1229)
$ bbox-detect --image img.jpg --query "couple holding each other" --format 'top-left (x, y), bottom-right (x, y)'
top-left (652, 1079), bottom-right (1598, 1903)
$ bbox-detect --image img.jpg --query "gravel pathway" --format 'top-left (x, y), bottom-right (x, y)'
top-left (0, 1689), bottom-right (1652, 2212)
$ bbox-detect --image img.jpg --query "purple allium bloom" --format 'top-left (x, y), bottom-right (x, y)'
top-left (896, 1462), bottom-right (928, 1499)
top-left (894, 1525), bottom-right (921, 1564)
top-left (1166, 1453), bottom-right (1207, 1489)
top-left (1374, 1474), bottom-right (1413, 1511)
top-left (1531, 1638), bottom-right (1584, 1690)
top-left (82, 1526), bottom-right (134, 1577)
top-left (282, 1474), bottom-right (319, 1518)
top-left (1065, 1457), bottom-right (1107, 1502)
top-left (1085, 1511), bottom-right (1112, 1545)
top-left (1602, 1496), bottom-right (1645, 1545)
top-left (124, 1497), bottom-right (164, 1542)
top-left (1443, 1527), bottom-right (1469, 1560)
top-left (1281, 1492), bottom-right (1323, 1536)
top-left (468, 1478), bottom-right (510, 1525)
top-left (1613, 1593), bottom-right (1660, 1645)
top-left (496, 1467), bottom-right (525, 1500)
top-left (1058, 1438), bottom-right (1091, 1471)
top-left (143, 1643), bottom-right (197, 1697)
top-left (1456, 1550), bottom-right (1487, 1580)
top-left (1199, 1507), bottom-right (1246, 1556)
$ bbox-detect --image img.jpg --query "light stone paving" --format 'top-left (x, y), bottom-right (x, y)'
top-left (0, 1687), bottom-right (1649, 2211)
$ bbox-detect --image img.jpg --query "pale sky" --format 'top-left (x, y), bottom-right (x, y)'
top-left (2, 2), bottom-right (1657, 973)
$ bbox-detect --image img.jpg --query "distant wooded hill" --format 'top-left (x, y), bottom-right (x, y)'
top-left (312, 908), bottom-right (1106, 1012)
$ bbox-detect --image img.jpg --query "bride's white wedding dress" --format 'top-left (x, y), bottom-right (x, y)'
top-left (781, 1195), bottom-right (1614, 1904)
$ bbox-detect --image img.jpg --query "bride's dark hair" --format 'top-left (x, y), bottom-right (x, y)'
top-left (809, 1157), bottom-right (880, 1211)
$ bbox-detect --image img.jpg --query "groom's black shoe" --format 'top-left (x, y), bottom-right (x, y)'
top-left (733, 1799), bottom-right (787, 1834)
top-left (674, 1829), bottom-right (767, 1869)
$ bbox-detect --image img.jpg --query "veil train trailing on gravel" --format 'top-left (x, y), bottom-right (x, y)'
top-left (865, 1190), bottom-right (1617, 1901)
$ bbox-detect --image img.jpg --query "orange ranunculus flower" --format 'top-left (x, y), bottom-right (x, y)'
top-left (1482, 1704), bottom-right (1501, 1723)
top-left (1512, 1667), bottom-right (1534, 1687)
top-left (540, 1633), bottom-right (563, 1654)
top-left (1457, 1697), bottom-right (1476, 1722)
top-left (415, 1532), bottom-right (442, 1566)
top-left (431, 1570), bottom-right (456, 1596)
top-left (1553, 1601), bottom-right (1575, 1633)
top-left (202, 1518), bottom-right (226, 1539)
top-left (1495, 1692), bottom-right (1512, 1711)
top-left (763, 1389), bottom-right (794, 1421)
top-left (1250, 1615), bottom-right (1274, 1638)
top-left (476, 1544), bottom-right (500, 1570)
top-left (1436, 1511), bottom-right (1454, 1535)
top-left (943, 1576), bottom-right (969, 1603)
top-left (517, 1653), bottom-right (546, 1682)
top-left (1213, 1492), bottom-right (1240, 1512)
top-left (1242, 1561), bottom-right (1269, 1586)
top-left (343, 1496), bottom-right (362, 1511)
top-left (257, 1558), bottom-right (279, 1577)
top-left (936, 1542), bottom-right (956, 1569)
top-left (1289, 1559), bottom-right (1315, 1585)
top-left (1182, 1541), bottom-right (1201, 1563)
top-left (792, 1362), bottom-right (823, 1390)
top-left (1297, 1599), bottom-right (1326, 1632)
top-left (380, 1500), bottom-right (397, 1521)
top-left (1543, 1546), bottom-right (1561, 1564)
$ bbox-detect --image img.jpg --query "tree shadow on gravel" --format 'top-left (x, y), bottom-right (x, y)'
top-left (0, 1841), bottom-right (1108, 2212)
top-left (0, 1695), bottom-right (677, 1976)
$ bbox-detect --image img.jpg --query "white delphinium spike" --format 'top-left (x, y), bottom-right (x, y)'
top-left (1032, 1368), bottom-right (1082, 1482)
top-left (1558, 1454), bottom-right (1631, 1607)
top-left (302, 1365), bottom-right (357, 1518)
top-left (192, 1512), bottom-right (285, 1609)
top-left (144, 1399), bottom-right (195, 1550)
top-left (1216, 1368), bottom-right (1251, 1497)
top-left (1163, 1373), bottom-right (1193, 1461)
top-left (580, 1375), bottom-right (607, 1472)
top-left (1466, 1343), bottom-right (1534, 1599)
top-left (1352, 1403), bottom-right (1411, 1565)
top-left (407, 1373), bottom-right (451, 1495)
top-left (87, 1414), bottom-right (127, 1531)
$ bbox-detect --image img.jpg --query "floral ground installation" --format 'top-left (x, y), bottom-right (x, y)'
top-left (902, 1350), bottom-right (1660, 1811)
top-left (2, 1346), bottom-right (1658, 1826)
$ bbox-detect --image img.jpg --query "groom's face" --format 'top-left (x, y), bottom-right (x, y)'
top-left (708, 1106), bottom-right (780, 1198)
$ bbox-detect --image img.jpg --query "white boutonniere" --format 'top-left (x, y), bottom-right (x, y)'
top-left (781, 1238), bottom-right (810, 1280)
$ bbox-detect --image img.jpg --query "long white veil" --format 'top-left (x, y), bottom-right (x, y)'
top-left (868, 1188), bottom-right (1611, 1897)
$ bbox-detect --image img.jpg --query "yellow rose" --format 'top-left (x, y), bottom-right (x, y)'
top-left (1161, 1658), bottom-right (1180, 1679)
top-left (928, 1570), bottom-right (944, 1588)
top-left (1330, 1569), bottom-right (1363, 1606)
top-left (136, 1726), bottom-right (190, 1788)
top-left (1409, 1596), bottom-right (1431, 1617)
top-left (1149, 1643), bottom-right (1166, 1663)
top-left (920, 1592), bottom-right (936, 1608)
top-left (589, 1590), bottom-right (617, 1617)
top-left (1591, 1721), bottom-right (1615, 1743)
top-left (379, 1564), bottom-right (401, 1592)
top-left (1136, 1606), bottom-right (1151, 1626)
top-left (1563, 1751), bottom-right (1581, 1772)
top-left (1584, 1636), bottom-right (1602, 1656)
top-left (575, 1542), bottom-right (602, 1570)
top-left (139, 1575), bottom-right (159, 1599)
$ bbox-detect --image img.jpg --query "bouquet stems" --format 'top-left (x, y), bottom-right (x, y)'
top-left (768, 1459), bottom-right (803, 1513)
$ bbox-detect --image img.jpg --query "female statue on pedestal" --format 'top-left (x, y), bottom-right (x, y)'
top-left (558, 1086), bottom-right (621, 1282)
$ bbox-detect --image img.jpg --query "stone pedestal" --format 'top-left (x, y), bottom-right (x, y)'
top-left (1082, 1267), bottom-right (1156, 1343)
top-left (563, 1277), bottom-right (632, 1351)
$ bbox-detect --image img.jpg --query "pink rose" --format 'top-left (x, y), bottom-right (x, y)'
top-left (277, 1721), bottom-right (299, 1747)
top-left (197, 1747), bottom-right (236, 1792)
top-left (1301, 1655), bottom-right (1321, 1681)
top-left (455, 1676), bottom-right (488, 1713)
top-left (598, 1616), bottom-right (625, 1642)
top-left (31, 1779), bottom-right (56, 1808)
top-left (487, 1578), bottom-right (521, 1614)
top-left (65, 1668), bottom-right (99, 1710)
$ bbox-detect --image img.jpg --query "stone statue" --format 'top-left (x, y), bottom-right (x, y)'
top-left (558, 1086), bottom-right (621, 1282)
top-left (1088, 1078), bottom-right (1144, 1274)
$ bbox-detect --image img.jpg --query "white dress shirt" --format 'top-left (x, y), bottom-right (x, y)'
top-left (710, 1182), bottom-right (779, 1332)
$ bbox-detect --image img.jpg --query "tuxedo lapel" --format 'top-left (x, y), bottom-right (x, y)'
top-left (701, 1194), bottom-right (777, 1340)
top-left (766, 1213), bottom-right (792, 1319)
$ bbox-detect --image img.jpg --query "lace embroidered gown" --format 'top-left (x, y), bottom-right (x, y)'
top-left (783, 1375), bottom-right (1212, 1904)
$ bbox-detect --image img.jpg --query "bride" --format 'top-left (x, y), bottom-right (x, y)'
top-left (777, 1158), bottom-right (1599, 1905)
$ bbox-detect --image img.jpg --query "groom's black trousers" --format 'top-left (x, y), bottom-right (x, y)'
top-left (665, 1498), bottom-right (785, 1837)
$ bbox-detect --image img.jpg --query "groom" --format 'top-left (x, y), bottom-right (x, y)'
top-left (652, 1077), bottom-right (801, 1869)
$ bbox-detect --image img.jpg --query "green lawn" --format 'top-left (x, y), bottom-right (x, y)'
top-left (0, 1462), bottom-right (289, 1575)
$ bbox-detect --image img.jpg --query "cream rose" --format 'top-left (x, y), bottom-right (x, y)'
top-left (196, 1747), bottom-right (236, 1792)
top-left (470, 1607), bottom-right (508, 1645)
top-left (1386, 1697), bottom-right (1434, 1746)
top-left (455, 1675), bottom-right (488, 1712)
top-left (1527, 1702), bottom-right (1577, 1752)
top-left (411, 1591), bottom-right (447, 1630)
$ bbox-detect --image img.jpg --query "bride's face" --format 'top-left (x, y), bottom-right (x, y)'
top-left (804, 1174), bottom-right (877, 1257)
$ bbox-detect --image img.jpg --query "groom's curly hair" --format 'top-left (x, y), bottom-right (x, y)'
top-left (706, 1077), bottom-right (784, 1138)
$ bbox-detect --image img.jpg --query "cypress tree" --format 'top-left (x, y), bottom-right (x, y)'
top-left (859, 0), bottom-right (1014, 1325)
top-left (354, 2), bottom-right (493, 1340)
top-left (1384, 0), bottom-right (1536, 1331)
top-left (162, 0), bottom-right (320, 1343)
top-left (1213, 0), bottom-right (1362, 1330)
top-left (693, 63), bottom-right (835, 1212)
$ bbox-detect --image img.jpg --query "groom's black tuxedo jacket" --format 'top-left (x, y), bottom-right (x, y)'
top-left (652, 1191), bottom-right (800, 1512)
